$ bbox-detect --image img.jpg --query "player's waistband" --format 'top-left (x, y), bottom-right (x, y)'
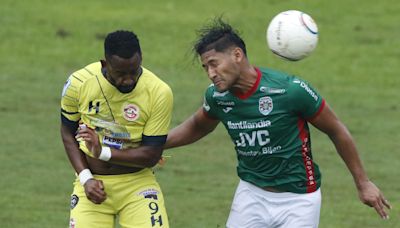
top-left (92, 168), bottom-right (153, 179)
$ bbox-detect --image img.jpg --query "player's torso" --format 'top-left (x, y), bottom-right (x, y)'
top-left (205, 67), bottom-right (322, 192)
top-left (209, 70), bottom-right (303, 159)
top-left (77, 63), bottom-right (159, 150)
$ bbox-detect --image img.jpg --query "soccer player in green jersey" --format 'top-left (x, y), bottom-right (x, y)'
top-left (60, 30), bottom-right (172, 227)
top-left (165, 19), bottom-right (391, 227)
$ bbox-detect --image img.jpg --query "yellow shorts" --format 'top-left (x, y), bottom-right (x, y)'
top-left (69, 169), bottom-right (169, 228)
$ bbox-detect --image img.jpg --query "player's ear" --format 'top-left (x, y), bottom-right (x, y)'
top-left (100, 59), bottom-right (107, 68)
top-left (232, 47), bottom-right (244, 62)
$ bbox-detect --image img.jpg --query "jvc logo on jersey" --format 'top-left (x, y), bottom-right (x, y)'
top-left (88, 101), bottom-right (100, 113)
top-left (235, 130), bottom-right (270, 147)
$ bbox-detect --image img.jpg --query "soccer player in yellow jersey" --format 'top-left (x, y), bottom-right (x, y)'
top-left (60, 30), bottom-right (173, 228)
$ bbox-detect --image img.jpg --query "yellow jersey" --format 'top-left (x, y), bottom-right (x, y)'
top-left (61, 62), bottom-right (173, 157)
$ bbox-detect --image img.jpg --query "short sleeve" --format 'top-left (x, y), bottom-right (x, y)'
top-left (288, 78), bottom-right (325, 119)
top-left (202, 85), bottom-right (219, 119)
top-left (143, 84), bottom-right (173, 136)
top-left (60, 74), bottom-right (82, 122)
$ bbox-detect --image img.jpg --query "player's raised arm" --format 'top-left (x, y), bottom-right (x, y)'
top-left (165, 107), bottom-right (220, 149)
top-left (308, 102), bottom-right (391, 219)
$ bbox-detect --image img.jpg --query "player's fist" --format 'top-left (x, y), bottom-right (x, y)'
top-left (75, 124), bottom-right (101, 157)
top-left (84, 179), bottom-right (107, 204)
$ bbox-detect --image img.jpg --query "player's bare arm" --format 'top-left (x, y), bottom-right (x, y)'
top-left (309, 103), bottom-right (391, 219)
top-left (60, 123), bottom-right (107, 204)
top-left (165, 107), bottom-right (220, 149)
top-left (77, 126), bottom-right (164, 168)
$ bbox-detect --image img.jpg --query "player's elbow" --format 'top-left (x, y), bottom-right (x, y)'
top-left (143, 155), bottom-right (161, 167)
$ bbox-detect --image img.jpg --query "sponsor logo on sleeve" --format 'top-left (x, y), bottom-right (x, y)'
top-left (293, 80), bottom-right (318, 101)
top-left (62, 79), bottom-right (71, 97)
top-left (203, 98), bottom-right (210, 111)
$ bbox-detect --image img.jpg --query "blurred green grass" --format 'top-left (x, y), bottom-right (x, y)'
top-left (0, 0), bottom-right (398, 227)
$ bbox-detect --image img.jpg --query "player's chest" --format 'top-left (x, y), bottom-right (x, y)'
top-left (79, 94), bottom-right (151, 125)
top-left (214, 92), bottom-right (291, 120)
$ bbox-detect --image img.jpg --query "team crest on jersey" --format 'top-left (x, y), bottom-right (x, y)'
top-left (122, 104), bottom-right (140, 121)
top-left (259, 96), bottom-right (273, 115)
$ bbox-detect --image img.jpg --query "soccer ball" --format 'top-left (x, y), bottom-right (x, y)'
top-left (266, 10), bottom-right (318, 61)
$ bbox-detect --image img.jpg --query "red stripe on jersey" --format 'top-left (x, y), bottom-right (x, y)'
top-left (307, 99), bottom-right (326, 121)
top-left (297, 119), bottom-right (317, 193)
top-left (234, 67), bottom-right (261, 100)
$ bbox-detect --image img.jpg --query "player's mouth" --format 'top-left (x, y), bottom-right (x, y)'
top-left (213, 78), bottom-right (223, 87)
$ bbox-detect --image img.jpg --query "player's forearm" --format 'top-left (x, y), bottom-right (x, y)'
top-left (165, 122), bottom-right (206, 149)
top-left (107, 145), bottom-right (163, 168)
top-left (165, 112), bottom-right (217, 149)
top-left (329, 126), bottom-right (369, 189)
top-left (60, 123), bottom-right (89, 173)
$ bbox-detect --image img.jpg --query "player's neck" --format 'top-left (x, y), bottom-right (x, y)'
top-left (231, 66), bottom-right (259, 96)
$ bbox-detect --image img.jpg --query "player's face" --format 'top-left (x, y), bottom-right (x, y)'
top-left (101, 53), bottom-right (142, 93)
top-left (200, 48), bottom-right (242, 92)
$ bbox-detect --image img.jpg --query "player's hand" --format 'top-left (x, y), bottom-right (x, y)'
top-left (84, 179), bottom-right (107, 204)
top-left (157, 157), bottom-right (166, 166)
top-left (157, 155), bottom-right (171, 167)
top-left (75, 125), bottom-right (102, 158)
top-left (357, 180), bottom-right (391, 219)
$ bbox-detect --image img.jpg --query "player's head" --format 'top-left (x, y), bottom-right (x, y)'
top-left (101, 30), bottom-right (142, 93)
top-left (104, 30), bottom-right (141, 58)
top-left (193, 18), bottom-right (248, 92)
top-left (194, 17), bottom-right (247, 57)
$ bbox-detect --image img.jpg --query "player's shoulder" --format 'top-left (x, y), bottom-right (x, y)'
top-left (285, 75), bottom-right (321, 102)
top-left (259, 67), bottom-right (311, 87)
top-left (141, 67), bottom-right (166, 84)
top-left (258, 67), bottom-right (297, 90)
top-left (203, 84), bottom-right (233, 104)
top-left (66, 62), bottom-right (101, 85)
top-left (62, 62), bottom-right (100, 97)
top-left (259, 67), bottom-right (293, 82)
top-left (141, 67), bottom-right (172, 94)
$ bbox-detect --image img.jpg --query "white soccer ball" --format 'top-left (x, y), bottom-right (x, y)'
top-left (266, 10), bottom-right (318, 61)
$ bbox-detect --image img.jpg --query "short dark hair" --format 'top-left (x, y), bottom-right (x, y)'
top-left (104, 30), bottom-right (141, 59)
top-left (194, 18), bottom-right (247, 56)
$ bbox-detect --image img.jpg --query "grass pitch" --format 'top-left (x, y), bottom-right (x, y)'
top-left (0, 0), bottom-right (399, 227)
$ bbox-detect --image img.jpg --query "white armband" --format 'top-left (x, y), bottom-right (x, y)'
top-left (78, 169), bottom-right (93, 186)
top-left (99, 146), bottom-right (112, 161)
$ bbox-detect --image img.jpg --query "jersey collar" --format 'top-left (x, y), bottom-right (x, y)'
top-left (234, 67), bottom-right (261, 100)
